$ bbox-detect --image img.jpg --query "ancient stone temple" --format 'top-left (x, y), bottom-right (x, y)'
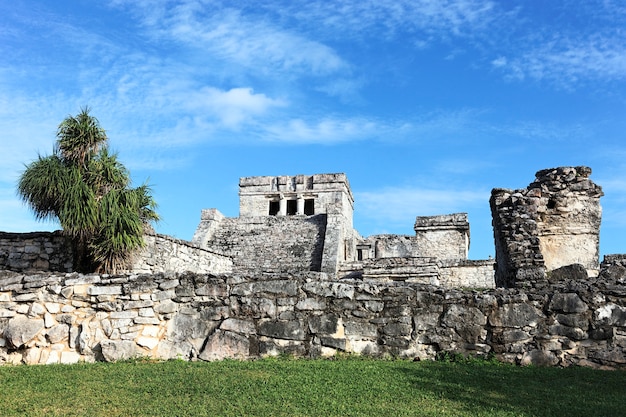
top-left (191, 173), bottom-right (494, 288)
top-left (490, 166), bottom-right (604, 288)
top-left (1, 166), bottom-right (625, 369)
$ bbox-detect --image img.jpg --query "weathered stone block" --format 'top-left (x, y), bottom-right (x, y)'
top-left (520, 349), bottom-right (559, 367)
top-left (257, 319), bottom-right (305, 341)
top-left (549, 293), bottom-right (588, 313)
top-left (221, 318), bottom-right (256, 335)
top-left (344, 320), bottom-right (378, 338)
top-left (100, 339), bottom-right (138, 362)
top-left (199, 330), bottom-right (250, 361)
top-left (47, 324), bottom-right (69, 344)
top-left (489, 303), bottom-right (543, 328)
top-left (5, 315), bottom-right (44, 348)
top-left (87, 286), bottom-right (122, 296)
top-left (594, 303), bottom-right (626, 326)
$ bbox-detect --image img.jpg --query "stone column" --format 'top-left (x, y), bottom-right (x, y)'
top-left (279, 195), bottom-right (287, 216)
top-left (297, 195), bottom-right (304, 215)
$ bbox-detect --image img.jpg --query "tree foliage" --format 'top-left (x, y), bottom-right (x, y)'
top-left (17, 108), bottom-right (159, 273)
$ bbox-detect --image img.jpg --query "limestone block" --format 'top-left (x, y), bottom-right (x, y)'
top-left (100, 339), bottom-right (138, 362)
top-left (60, 351), bottom-right (81, 364)
top-left (110, 311), bottom-right (138, 319)
top-left (308, 314), bottom-right (340, 335)
top-left (232, 280), bottom-right (299, 297)
top-left (167, 312), bottom-right (218, 342)
top-left (489, 303), bottom-right (543, 328)
top-left (138, 307), bottom-right (155, 317)
top-left (520, 349), bottom-right (559, 367)
top-left (549, 293), bottom-right (588, 313)
top-left (220, 318), bottom-right (256, 335)
top-left (154, 300), bottom-right (178, 314)
top-left (0, 309), bottom-right (16, 318)
top-left (14, 293), bottom-right (37, 302)
top-left (47, 324), bottom-right (69, 344)
top-left (5, 315), bottom-right (45, 348)
top-left (24, 347), bottom-right (42, 365)
top-left (29, 302), bottom-right (46, 317)
top-left (257, 319), bottom-right (305, 341)
top-left (199, 330), bottom-right (250, 361)
top-left (595, 303), bottom-right (626, 326)
top-left (46, 350), bottom-right (60, 364)
top-left (296, 298), bottom-right (326, 310)
top-left (344, 320), bottom-right (378, 338)
top-left (413, 312), bottom-right (441, 331)
top-left (44, 302), bottom-right (61, 314)
top-left (142, 326), bottom-right (160, 337)
top-left (548, 324), bottom-right (587, 340)
top-left (137, 336), bottom-right (159, 350)
top-left (87, 286), bottom-right (122, 296)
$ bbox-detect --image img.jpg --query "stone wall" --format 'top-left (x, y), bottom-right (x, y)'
top-left (438, 260), bottom-right (495, 289)
top-left (491, 167), bottom-right (603, 288)
top-left (1, 263), bottom-right (624, 368)
top-left (195, 215), bottom-right (327, 273)
top-left (0, 231), bottom-right (232, 275)
top-left (129, 233), bottom-right (232, 275)
top-left (0, 232), bottom-right (73, 273)
top-left (413, 213), bottom-right (470, 260)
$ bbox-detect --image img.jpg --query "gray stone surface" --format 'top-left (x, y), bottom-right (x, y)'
top-left (100, 340), bottom-right (138, 362)
top-left (5, 315), bottom-right (44, 348)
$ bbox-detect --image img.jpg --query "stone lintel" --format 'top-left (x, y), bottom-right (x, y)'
top-left (414, 213), bottom-right (469, 233)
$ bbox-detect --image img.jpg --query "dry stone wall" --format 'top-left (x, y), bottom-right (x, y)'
top-left (130, 233), bottom-right (232, 274)
top-left (0, 231), bottom-right (232, 275)
top-left (491, 167), bottom-right (603, 288)
top-left (0, 232), bottom-right (73, 273)
top-left (197, 215), bottom-right (327, 273)
top-left (1, 263), bottom-right (624, 369)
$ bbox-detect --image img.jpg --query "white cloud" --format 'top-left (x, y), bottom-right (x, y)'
top-left (188, 87), bottom-right (286, 128)
top-left (279, 0), bottom-right (499, 40)
top-left (501, 36), bottom-right (626, 85)
top-left (118, 2), bottom-right (348, 77)
top-left (264, 117), bottom-right (380, 144)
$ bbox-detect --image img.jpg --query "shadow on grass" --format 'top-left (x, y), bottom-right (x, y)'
top-left (397, 359), bottom-right (626, 417)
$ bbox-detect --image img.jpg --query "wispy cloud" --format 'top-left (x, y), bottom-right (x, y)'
top-left (356, 186), bottom-right (488, 232)
top-left (111, 1), bottom-right (348, 78)
top-left (495, 35), bottom-right (626, 86)
top-left (272, 0), bottom-right (499, 40)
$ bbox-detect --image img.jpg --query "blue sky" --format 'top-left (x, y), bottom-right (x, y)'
top-left (1, 0), bottom-right (626, 260)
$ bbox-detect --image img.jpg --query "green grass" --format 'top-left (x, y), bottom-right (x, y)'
top-left (0, 357), bottom-right (624, 416)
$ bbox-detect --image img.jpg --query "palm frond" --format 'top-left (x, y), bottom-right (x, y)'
top-left (17, 155), bottom-right (68, 221)
top-left (58, 166), bottom-right (98, 239)
top-left (87, 147), bottom-right (129, 194)
top-left (56, 107), bottom-right (107, 167)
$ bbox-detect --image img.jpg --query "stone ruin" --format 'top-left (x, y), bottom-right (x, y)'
top-left (491, 166), bottom-right (604, 288)
top-left (192, 173), bottom-right (494, 288)
top-left (0, 167), bottom-right (611, 290)
top-left (0, 166), bottom-right (624, 368)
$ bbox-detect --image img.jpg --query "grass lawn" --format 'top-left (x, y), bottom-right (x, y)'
top-left (0, 357), bottom-right (624, 416)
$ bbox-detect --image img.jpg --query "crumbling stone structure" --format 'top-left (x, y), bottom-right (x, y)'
top-left (1, 166), bottom-right (625, 368)
top-left (0, 231), bottom-right (232, 276)
top-left (491, 167), bottom-right (603, 288)
top-left (191, 175), bottom-right (494, 288)
top-left (0, 262), bottom-right (624, 368)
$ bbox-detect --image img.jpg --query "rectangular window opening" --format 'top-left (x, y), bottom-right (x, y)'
top-left (269, 201), bottom-right (280, 216)
top-left (304, 199), bottom-right (315, 215)
top-left (286, 199), bottom-right (297, 215)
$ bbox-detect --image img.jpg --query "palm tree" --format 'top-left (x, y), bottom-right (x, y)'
top-left (17, 107), bottom-right (159, 273)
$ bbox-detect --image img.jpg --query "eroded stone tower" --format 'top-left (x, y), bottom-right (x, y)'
top-left (490, 166), bottom-right (603, 287)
